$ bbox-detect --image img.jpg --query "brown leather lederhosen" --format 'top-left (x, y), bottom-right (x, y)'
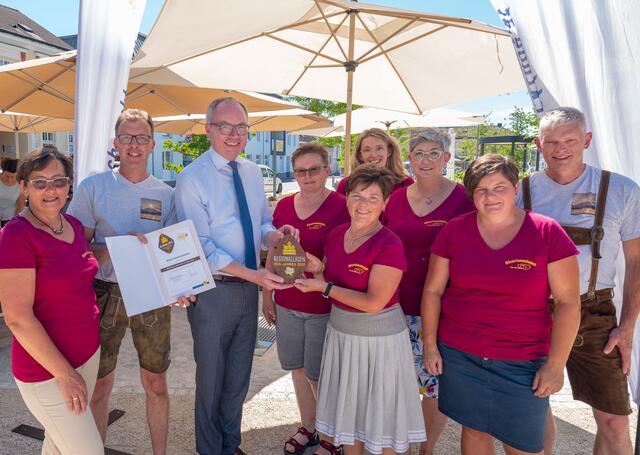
top-left (522, 171), bottom-right (631, 415)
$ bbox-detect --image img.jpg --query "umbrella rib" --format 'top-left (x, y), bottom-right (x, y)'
top-left (284, 11), bottom-right (350, 95)
top-left (359, 25), bottom-right (448, 65)
top-left (313, 0), bottom-right (348, 61)
top-left (131, 10), bottom-right (346, 80)
top-left (2, 67), bottom-right (75, 112)
top-left (356, 15), bottom-right (422, 114)
top-left (355, 15), bottom-right (417, 63)
top-left (265, 35), bottom-right (344, 65)
top-left (316, 0), bottom-right (473, 24)
top-left (143, 87), bottom-right (191, 115)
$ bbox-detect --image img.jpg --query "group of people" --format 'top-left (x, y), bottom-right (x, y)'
top-left (0, 99), bottom-right (637, 455)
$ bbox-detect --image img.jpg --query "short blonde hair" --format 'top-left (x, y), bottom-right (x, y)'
top-left (115, 108), bottom-right (154, 136)
top-left (291, 142), bottom-right (329, 167)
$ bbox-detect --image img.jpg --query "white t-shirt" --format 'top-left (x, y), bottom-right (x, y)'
top-left (0, 181), bottom-right (20, 220)
top-left (517, 165), bottom-right (640, 294)
top-left (67, 170), bottom-right (176, 282)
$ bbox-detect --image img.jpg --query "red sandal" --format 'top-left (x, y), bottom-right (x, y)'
top-left (284, 426), bottom-right (320, 455)
top-left (313, 439), bottom-right (343, 455)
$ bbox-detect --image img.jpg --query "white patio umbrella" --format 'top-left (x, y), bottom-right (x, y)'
top-left (154, 109), bottom-right (332, 135)
top-left (0, 111), bottom-right (74, 157)
top-left (295, 106), bottom-right (485, 137)
top-left (0, 51), bottom-right (298, 119)
top-left (130, 0), bottom-right (525, 173)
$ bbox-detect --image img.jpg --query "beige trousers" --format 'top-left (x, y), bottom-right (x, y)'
top-left (15, 348), bottom-right (103, 455)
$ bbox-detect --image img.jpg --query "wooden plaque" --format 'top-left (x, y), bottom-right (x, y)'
top-left (271, 234), bottom-right (307, 283)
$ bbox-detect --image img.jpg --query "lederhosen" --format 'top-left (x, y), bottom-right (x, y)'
top-left (522, 172), bottom-right (631, 415)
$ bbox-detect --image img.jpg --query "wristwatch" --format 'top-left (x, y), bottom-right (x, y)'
top-left (322, 282), bottom-right (333, 299)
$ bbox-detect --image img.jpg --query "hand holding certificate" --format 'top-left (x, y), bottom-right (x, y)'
top-left (106, 220), bottom-right (214, 316)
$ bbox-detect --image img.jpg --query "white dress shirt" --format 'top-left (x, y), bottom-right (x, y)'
top-left (175, 148), bottom-right (274, 274)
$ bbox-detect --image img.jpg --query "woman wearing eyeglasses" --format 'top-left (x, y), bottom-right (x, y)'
top-left (262, 142), bottom-right (349, 455)
top-left (336, 128), bottom-right (413, 197)
top-left (0, 146), bottom-right (104, 454)
top-left (382, 129), bottom-right (474, 455)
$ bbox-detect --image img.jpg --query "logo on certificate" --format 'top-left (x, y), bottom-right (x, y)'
top-left (158, 233), bottom-right (175, 254)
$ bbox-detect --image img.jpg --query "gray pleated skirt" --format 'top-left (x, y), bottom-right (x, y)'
top-left (316, 304), bottom-right (426, 454)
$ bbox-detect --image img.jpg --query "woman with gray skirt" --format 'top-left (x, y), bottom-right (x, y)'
top-left (295, 164), bottom-right (426, 455)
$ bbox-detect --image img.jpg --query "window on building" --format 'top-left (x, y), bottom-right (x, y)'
top-left (41, 132), bottom-right (54, 143)
top-left (162, 149), bottom-right (172, 169)
top-left (0, 59), bottom-right (12, 66)
top-left (67, 133), bottom-right (74, 154)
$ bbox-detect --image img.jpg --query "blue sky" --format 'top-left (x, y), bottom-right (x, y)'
top-left (1, 0), bottom-right (532, 123)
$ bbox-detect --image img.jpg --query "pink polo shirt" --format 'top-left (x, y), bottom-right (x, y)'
top-left (336, 175), bottom-right (414, 196)
top-left (430, 210), bottom-right (578, 360)
top-left (0, 215), bottom-right (100, 382)
top-left (324, 224), bottom-right (407, 312)
top-left (383, 184), bottom-right (475, 315)
top-left (272, 191), bottom-right (349, 314)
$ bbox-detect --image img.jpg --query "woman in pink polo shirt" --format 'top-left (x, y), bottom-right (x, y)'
top-left (422, 154), bottom-right (580, 455)
top-left (383, 128), bottom-right (475, 455)
top-left (0, 147), bottom-right (103, 454)
top-left (296, 164), bottom-right (425, 455)
top-left (336, 128), bottom-right (413, 197)
top-left (262, 142), bottom-right (349, 455)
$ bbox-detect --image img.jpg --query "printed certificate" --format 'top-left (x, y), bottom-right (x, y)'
top-left (106, 220), bottom-right (214, 316)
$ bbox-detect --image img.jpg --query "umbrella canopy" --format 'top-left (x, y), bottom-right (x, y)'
top-left (154, 109), bottom-right (332, 135)
top-left (0, 111), bottom-right (75, 157)
top-left (0, 111), bottom-right (74, 133)
top-left (0, 51), bottom-right (298, 119)
top-left (295, 107), bottom-right (485, 137)
top-left (130, 0), bottom-right (525, 172)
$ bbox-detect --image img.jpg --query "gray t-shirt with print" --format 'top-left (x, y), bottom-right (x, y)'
top-left (68, 169), bottom-right (176, 282)
top-left (516, 165), bottom-right (640, 294)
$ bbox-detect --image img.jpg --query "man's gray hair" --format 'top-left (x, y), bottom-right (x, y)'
top-left (205, 97), bottom-right (249, 123)
top-left (539, 106), bottom-right (587, 132)
top-left (410, 128), bottom-right (451, 152)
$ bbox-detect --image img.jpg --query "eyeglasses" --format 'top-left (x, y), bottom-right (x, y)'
top-left (28, 176), bottom-right (70, 190)
top-left (293, 166), bottom-right (326, 178)
top-left (117, 134), bottom-right (152, 145)
top-left (208, 122), bottom-right (249, 136)
top-left (412, 149), bottom-right (445, 161)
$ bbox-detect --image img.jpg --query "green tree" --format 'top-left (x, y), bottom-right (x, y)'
top-left (287, 96), bottom-right (360, 117)
top-left (162, 134), bottom-right (211, 173)
top-left (508, 107), bottom-right (539, 138)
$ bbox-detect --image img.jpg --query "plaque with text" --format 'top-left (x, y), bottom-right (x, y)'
top-left (272, 234), bottom-right (307, 283)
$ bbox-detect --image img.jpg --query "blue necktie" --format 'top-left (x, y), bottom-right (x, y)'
top-left (228, 161), bottom-right (257, 270)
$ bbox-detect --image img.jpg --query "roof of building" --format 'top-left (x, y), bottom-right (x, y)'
top-left (0, 4), bottom-right (73, 51)
top-left (59, 32), bottom-right (147, 54)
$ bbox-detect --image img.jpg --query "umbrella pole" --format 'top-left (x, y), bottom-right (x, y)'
top-left (343, 11), bottom-right (357, 177)
top-left (14, 130), bottom-right (20, 158)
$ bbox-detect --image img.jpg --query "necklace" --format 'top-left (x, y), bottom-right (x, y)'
top-left (347, 222), bottom-right (381, 248)
top-left (29, 207), bottom-right (64, 235)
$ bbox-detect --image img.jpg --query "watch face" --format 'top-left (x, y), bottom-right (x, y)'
top-left (271, 234), bottom-right (307, 284)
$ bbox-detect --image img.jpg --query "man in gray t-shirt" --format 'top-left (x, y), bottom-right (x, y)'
top-left (68, 109), bottom-right (175, 455)
top-left (517, 107), bottom-right (640, 455)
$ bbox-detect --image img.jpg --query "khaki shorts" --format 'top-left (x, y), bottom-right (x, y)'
top-left (552, 288), bottom-right (631, 415)
top-left (94, 279), bottom-right (171, 378)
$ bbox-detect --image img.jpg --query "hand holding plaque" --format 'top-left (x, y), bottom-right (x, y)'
top-left (271, 234), bottom-right (307, 283)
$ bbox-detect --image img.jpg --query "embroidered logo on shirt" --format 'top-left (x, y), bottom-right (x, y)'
top-left (504, 259), bottom-right (537, 271)
top-left (307, 222), bottom-right (327, 230)
top-left (348, 263), bottom-right (369, 274)
top-left (158, 233), bottom-right (174, 254)
top-left (424, 220), bottom-right (447, 227)
top-left (571, 193), bottom-right (596, 216)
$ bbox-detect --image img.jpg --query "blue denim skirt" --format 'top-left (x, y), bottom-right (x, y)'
top-left (438, 342), bottom-right (549, 453)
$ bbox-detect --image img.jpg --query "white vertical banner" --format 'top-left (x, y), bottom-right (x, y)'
top-left (491, 0), bottom-right (640, 403)
top-left (74, 0), bottom-right (147, 185)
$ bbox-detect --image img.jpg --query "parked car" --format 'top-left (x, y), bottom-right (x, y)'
top-left (258, 164), bottom-right (283, 194)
